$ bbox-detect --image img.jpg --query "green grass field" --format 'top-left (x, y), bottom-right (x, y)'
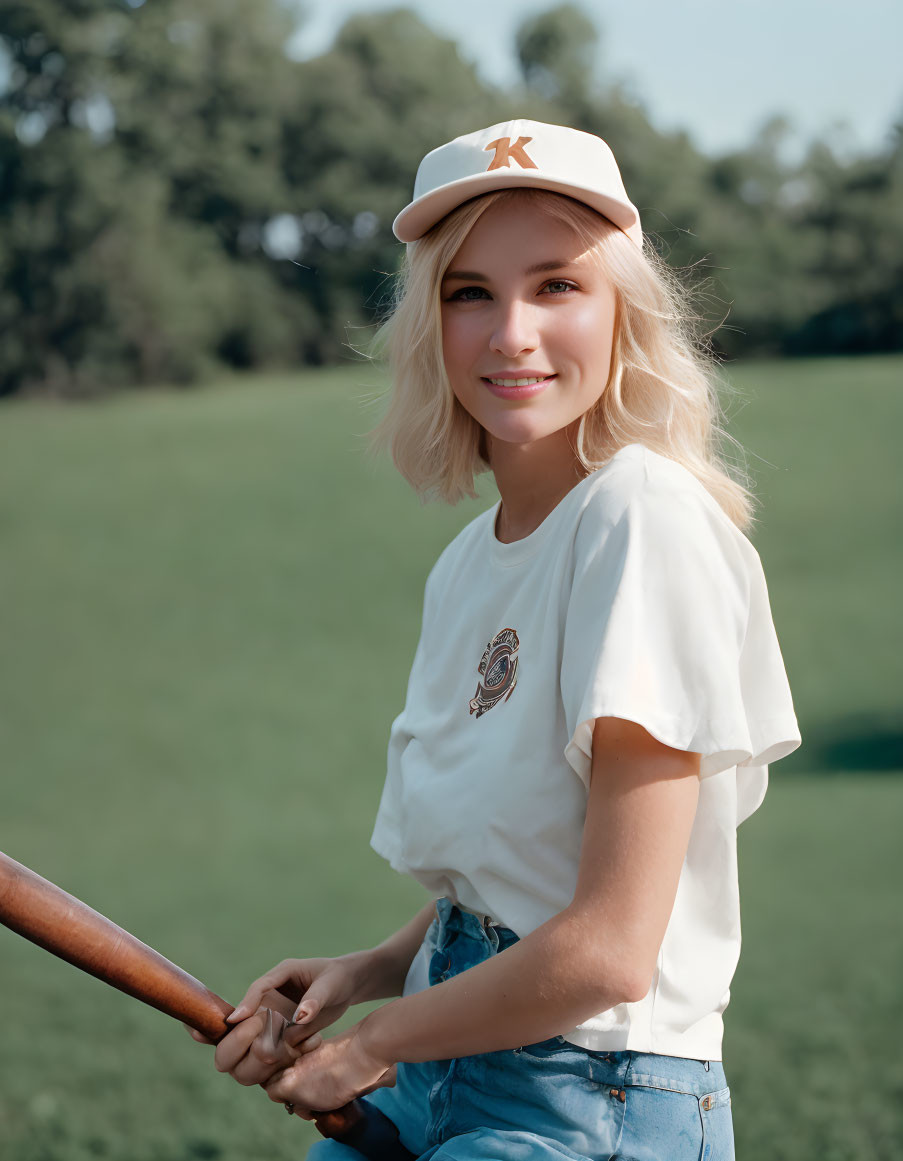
top-left (1, 355), bottom-right (900, 1160)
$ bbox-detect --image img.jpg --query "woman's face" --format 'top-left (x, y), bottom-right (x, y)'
top-left (440, 197), bottom-right (617, 450)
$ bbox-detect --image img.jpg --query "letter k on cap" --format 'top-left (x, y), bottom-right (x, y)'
top-left (392, 118), bottom-right (643, 250)
top-left (484, 136), bottom-right (539, 171)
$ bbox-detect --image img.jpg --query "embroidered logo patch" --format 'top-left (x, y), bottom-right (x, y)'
top-left (484, 136), bottom-right (538, 171)
top-left (469, 628), bottom-right (520, 718)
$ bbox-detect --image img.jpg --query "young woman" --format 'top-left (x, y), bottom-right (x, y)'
top-left (191, 119), bottom-right (802, 1160)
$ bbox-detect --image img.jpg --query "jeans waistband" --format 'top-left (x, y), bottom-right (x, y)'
top-left (434, 897), bottom-right (519, 950)
top-left (430, 899), bottom-right (725, 1088)
top-left (449, 899), bottom-right (498, 926)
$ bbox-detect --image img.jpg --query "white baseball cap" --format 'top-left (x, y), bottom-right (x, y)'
top-left (392, 118), bottom-right (643, 250)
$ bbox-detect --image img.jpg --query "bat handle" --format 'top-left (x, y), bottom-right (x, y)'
top-left (0, 852), bottom-right (412, 1159)
top-left (316, 1097), bottom-right (416, 1161)
top-left (197, 1012), bottom-right (412, 1159)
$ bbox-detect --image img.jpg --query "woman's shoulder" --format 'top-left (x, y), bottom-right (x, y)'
top-left (579, 442), bottom-right (722, 513)
top-left (576, 443), bottom-right (757, 561)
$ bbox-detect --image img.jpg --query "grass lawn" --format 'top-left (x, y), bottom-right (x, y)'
top-left (0, 354), bottom-right (900, 1160)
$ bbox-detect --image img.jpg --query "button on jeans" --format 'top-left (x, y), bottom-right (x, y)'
top-left (306, 898), bottom-right (735, 1160)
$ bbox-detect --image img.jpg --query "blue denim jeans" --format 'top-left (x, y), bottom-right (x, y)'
top-left (307, 898), bottom-right (734, 1160)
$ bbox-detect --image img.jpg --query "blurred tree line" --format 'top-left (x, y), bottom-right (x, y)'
top-left (0, 0), bottom-right (901, 397)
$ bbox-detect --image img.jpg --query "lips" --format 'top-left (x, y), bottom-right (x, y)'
top-left (481, 374), bottom-right (556, 400)
top-left (482, 371), bottom-right (556, 386)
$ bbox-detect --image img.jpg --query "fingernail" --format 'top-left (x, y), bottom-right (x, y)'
top-left (227, 1006), bottom-right (246, 1022)
top-left (293, 1005), bottom-right (311, 1022)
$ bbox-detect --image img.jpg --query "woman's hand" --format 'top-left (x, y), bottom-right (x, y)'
top-left (212, 1005), bottom-right (324, 1087)
top-left (228, 953), bottom-right (369, 1037)
top-left (183, 952), bottom-right (376, 1090)
top-left (183, 982), bottom-right (298, 1046)
top-left (184, 952), bottom-right (369, 1047)
top-left (262, 1023), bottom-right (397, 1120)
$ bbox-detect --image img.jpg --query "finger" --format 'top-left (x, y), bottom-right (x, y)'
top-left (228, 1053), bottom-right (279, 1088)
top-left (183, 1022), bottom-right (215, 1045)
top-left (247, 1010), bottom-right (297, 1070)
top-left (290, 972), bottom-right (340, 1024)
top-left (292, 1000), bottom-right (317, 1024)
top-left (284, 1102), bottom-right (315, 1122)
top-left (285, 1030), bottom-right (323, 1056)
top-left (283, 1004), bottom-right (335, 1041)
top-left (259, 986), bottom-right (297, 1021)
top-left (284, 1019), bottom-right (324, 1048)
top-left (228, 980), bottom-right (278, 1023)
top-left (259, 1008), bottom-right (280, 1060)
top-left (229, 962), bottom-right (302, 1022)
top-left (290, 979), bottom-right (331, 1025)
top-left (262, 1064), bottom-right (299, 1105)
top-left (213, 1010), bottom-right (267, 1075)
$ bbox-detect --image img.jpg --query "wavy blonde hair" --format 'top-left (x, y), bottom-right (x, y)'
top-left (365, 187), bottom-right (757, 531)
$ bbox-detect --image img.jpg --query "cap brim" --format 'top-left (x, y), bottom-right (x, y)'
top-left (392, 170), bottom-right (642, 248)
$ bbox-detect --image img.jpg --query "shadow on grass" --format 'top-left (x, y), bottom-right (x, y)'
top-left (782, 709), bottom-right (903, 774)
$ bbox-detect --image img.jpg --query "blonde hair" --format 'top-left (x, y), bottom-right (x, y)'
top-left (365, 187), bottom-right (758, 531)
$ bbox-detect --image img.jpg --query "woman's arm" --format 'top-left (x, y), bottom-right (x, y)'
top-left (223, 897), bottom-right (439, 1028)
top-left (346, 898), bottom-right (438, 1003)
top-left (194, 900), bottom-right (438, 1088)
top-left (244, 718), bottom-right (703, 1116)
top-left (358, 716), bottom-right (700, 1063)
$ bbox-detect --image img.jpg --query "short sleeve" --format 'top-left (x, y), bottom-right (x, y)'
top-left (560, 477), bottom-right (802, 808)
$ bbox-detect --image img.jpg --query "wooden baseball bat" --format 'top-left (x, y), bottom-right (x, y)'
top-left (0, 850), bottom-right (413, 1161)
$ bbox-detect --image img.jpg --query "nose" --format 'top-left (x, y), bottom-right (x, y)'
top-left (489, 298), bottom-right (539, 358)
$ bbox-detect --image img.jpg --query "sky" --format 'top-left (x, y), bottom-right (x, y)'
top-left (285, 0), bottom-right (902, 164)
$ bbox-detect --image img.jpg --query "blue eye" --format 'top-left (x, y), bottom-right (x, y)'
top-left (447, 286), bottom-right (488, 302)
top-left (444, 280), bottom-right (576, 302)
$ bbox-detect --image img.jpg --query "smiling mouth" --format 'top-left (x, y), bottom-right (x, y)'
top-left (483, 375), bottom-right (556, 387)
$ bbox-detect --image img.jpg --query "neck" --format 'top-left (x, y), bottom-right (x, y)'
top-left (488, 424), bottom-right (590, 543)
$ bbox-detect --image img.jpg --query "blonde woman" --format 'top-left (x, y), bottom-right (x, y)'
top-left (193, 120), bottom-right (802, 1160)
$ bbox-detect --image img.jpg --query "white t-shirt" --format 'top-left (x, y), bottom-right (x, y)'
top-left (370, 442), bottom-right (801, 1060)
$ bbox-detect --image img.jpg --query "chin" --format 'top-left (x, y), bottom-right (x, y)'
top-left (482, 423), bottom-right (550, 447)
top-left (482, 413), bottom-right (570, 446)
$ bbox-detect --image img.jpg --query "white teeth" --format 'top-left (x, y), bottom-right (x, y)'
top-left (488, 377), bottom-right (549, 387)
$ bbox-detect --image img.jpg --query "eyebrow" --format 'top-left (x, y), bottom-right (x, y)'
top-left (442, 259), bottom-right (577, 283)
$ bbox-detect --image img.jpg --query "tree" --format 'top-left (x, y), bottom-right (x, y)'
top-left (0, 0), bottom-right (305, 394)
top-left (266, 8), bottom-right (509, 362)
top-left (515, 4), bottom-right (599, 110)
top-left (0, 2), bottom-right (899, 396)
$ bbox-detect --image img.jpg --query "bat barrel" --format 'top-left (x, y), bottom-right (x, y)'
top-left (0, 850), bottom-right (232, 1038)
top-left (0, 852), bottom-right (413, 1158)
